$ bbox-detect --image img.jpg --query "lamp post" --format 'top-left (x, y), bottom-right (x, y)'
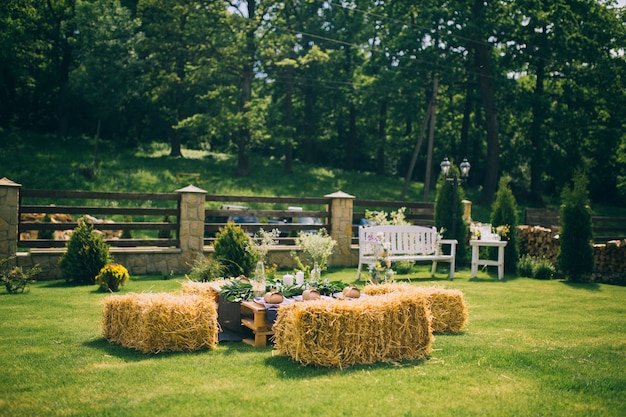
top-left (440, 157), bottom-right (471, 239)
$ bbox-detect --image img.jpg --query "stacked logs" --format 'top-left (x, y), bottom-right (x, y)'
top-left (517, 225), bottom-right (559, 264)
top-left (517, 225), bottom-right (626, 283)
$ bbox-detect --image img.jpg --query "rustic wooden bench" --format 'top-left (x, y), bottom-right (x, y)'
top-left (356, 225), bottom-right (458, 280)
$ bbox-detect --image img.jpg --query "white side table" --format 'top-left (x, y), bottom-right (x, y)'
top-left (470, 240), bottom-right (508, 280)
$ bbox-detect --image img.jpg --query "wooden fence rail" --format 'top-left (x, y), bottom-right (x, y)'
top-left (525, 208), bottom-right (626, 243)
top-left (19, 189), bottom-right (180, 248)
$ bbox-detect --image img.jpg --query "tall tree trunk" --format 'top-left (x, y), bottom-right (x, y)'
top-left (423, 74), bottom-right (439, 202)
top-left (170, 128), bottom-right (182, 157)
top-left (529, 41), bottom-right (547, 202)
top-left (303, 81), bottom-right (315, 163)
top-left (236, 1), bottom-right (257, 177)
top-left (284, 65), bottom-right (294, 174)
top-left (473, 0), bottom-right (500, 205)
top-left (376, 99), bottom-right (387, 175)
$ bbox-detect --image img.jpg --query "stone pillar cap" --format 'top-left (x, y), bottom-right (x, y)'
top-left (175, 185), bottom-right (207, 194)
top-left (0, 177), bottom-right (21, 187)
top-left (324, 190), bottom-right (355, 199)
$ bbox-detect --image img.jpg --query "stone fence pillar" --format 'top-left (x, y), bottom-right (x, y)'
top-left (326, 191), bottom-right (355, 267)
top-left (0, 178), bottom-right (21, 261)
top-left (176, 185), bottom-right (207, 270)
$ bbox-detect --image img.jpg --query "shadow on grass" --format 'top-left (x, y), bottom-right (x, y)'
top-left (263, 353), bottom-right (428, 379)
top-left (83, 337), bottom-right (215, 361)
top-left (561, 280), bottom-right (602, 291)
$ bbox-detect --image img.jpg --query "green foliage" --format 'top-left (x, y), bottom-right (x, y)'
top-left (218, 278), bottom-right (254, 302)
top-left (58, 218), bottom-right (112, 285)
top-left (213, 222), bottom-right (257, 278)
top-left (434, 177), bottom-right (468, 265)
top-left (490, 176), bottom-right (520, 273)
top-left (558, 171), bottom-right (594, 282)
top-left (392, 260), bottom-right (415, 275)
top-left (365, 207), bottom-right (409, 225)
top-left (95, 263), bottom-right (130, 292)
top-left (0, 257), bottom-right (41, 294)
top-left (38, 214), bottom-right (54, 240)
top-left (518, 255), bottom-right (555, 280)
top-left (186, 255), bottom-right (225, 282)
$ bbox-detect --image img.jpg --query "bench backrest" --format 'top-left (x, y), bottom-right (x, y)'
top-left (358, 225), bottom-right (439, 256)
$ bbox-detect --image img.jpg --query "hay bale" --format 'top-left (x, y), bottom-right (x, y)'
top-left (180, 280), bottom-right (221, 302)
top-left (363, 283), bottom-right (468, 333)
top-left (102, 293), bottom-right (219, 354)
top-left (273, 291), bottom-right (433, 368)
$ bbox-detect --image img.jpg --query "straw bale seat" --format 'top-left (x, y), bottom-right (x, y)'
top-left (101, 292), bottom-right (219, 354)
top-left (357, 225), bottom-right (458, 280)
top-left (273, 291), bottom-right (433, 368)
top-left (363, 282), bottom-right (468, 333)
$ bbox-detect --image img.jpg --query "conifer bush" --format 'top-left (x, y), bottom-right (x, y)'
top-left (212, 222), bottom-right (257, 278)
top-left (558, 171), bottom-right (594, 282)
top-left (435, 176), bottom-right (468, 265)
top-left (58, 217), bottom-right (112, 285)
top-left (490, 176), bottom-right (520, 273)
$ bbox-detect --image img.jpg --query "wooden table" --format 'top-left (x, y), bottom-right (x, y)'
top-left (240, 300), bottom-right (275, 347)
top-left (470, 239), bottom-right (508, 280)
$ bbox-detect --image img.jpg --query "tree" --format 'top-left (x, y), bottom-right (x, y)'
top-left (490, 176), bottom-right (520, 273)
top-left (558, 171), bottom-right (594, 282)
top-left (71, 0), bottom-right (143, 167)
top-left (435, 172), bottom-right (468, 265)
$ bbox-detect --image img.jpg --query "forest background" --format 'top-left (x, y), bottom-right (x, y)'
top-left (1, 0), bottom-right (625, 208)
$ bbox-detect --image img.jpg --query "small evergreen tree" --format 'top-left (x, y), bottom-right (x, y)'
top-left (558, 171), bottom-right (594, 282)
top-left (435, 175), bottom-right (468, 265)
top-left (58, 217), bottom-right (112, 284)
top-left (213, 222), bottom-right (257, 278)
top-left (490, 176), bottom-right (520, 273)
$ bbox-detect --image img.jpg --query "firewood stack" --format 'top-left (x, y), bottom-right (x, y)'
top-left (518, 225), bottom-right (625, 284)
top-left (517, 225), bottom-right (560, 264)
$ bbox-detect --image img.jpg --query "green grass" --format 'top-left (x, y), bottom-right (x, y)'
top-left (1, 268), bottom-right (625, 417)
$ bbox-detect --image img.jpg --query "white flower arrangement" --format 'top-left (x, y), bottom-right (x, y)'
top-left (246, 228), bottom-right (280, 263)
top-left (295, 228), bottom-right (337, 271)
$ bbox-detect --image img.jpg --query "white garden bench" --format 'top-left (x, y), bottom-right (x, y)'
top-left (356, 225), bottom-right (458, 280)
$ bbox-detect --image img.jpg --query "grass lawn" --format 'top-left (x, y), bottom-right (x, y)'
top-left (1, 267), bottom-right (625, 417)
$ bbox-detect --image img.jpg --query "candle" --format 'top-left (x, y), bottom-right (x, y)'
top-left (283, 274), bottom-right (294, 286)
top-left (295, 271), bottom-right (304, 285)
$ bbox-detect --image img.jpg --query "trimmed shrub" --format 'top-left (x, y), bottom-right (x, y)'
top-left (490, 176), bottom-right (520, 273)
top-left (558, 171), bottom-right (594, 282)
top-left (58, 217), bottom-right (112, 285)
top-left (518, 254), bottom-right (556, 280)
top-left (96, 264), bottom-right (130, 292)
top-left (532, 258), bottom-right (556, 280)
top-left (518, 254), bottom-right (535, 277)
top-left (212, 222), bottom-right (257, 278)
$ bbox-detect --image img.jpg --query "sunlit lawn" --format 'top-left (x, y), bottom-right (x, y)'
top-left (1, 266), bottom-right (625, 417)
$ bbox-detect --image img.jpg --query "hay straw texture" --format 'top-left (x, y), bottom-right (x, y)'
top-left (273, 291), bottom-right (433, 368)
top-left (101, 293), bottom-right (219, 354)
top-left (180, 280), bottom-right (221, 302)
top-left (363, 282), bottom-right (468, 333)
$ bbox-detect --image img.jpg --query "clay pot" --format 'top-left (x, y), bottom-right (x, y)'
top-left (302, 288), bottom-right (321, 301)
top-left (342, 286), bottom-right (360, 299)
top-left (263, 291), bottom-right (284, 304)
